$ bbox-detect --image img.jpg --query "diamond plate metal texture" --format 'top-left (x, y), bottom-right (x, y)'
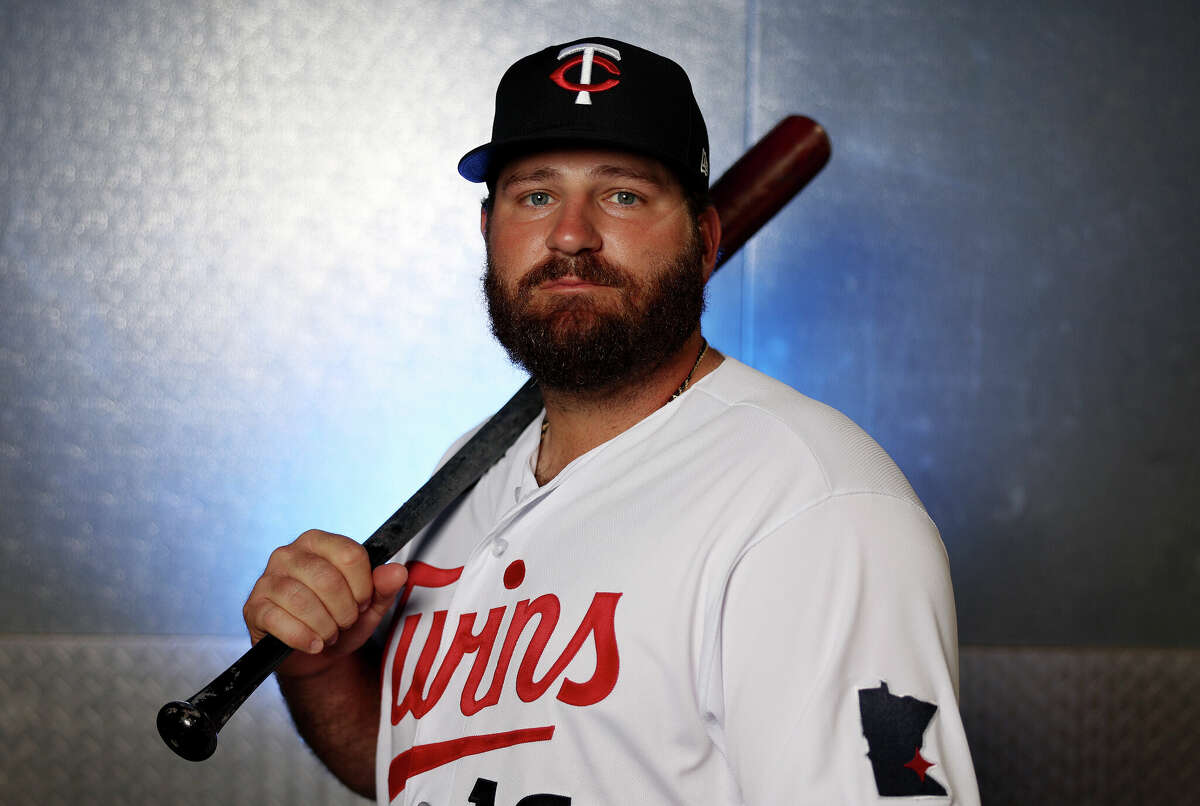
top-left (2, 638), bottom-right (1197, 804)
top-left (960, 646), bottom-right (1200, 805)
top-left (0, 635), bottom-right (370, 805)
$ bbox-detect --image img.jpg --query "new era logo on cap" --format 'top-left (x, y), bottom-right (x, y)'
top-left (550, 43), bottom-right (621, 105)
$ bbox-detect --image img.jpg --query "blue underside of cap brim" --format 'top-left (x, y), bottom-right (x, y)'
top-left (457, 145), bottom-right (491, 183)
top-left (457, 132), bottom-right (694, 187)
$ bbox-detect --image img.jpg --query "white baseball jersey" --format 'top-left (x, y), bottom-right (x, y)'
top-left (375, 357), bottom-right (980, 805)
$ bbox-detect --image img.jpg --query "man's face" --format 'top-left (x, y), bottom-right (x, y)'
top-left (482, 149), bottom-right (718, 392)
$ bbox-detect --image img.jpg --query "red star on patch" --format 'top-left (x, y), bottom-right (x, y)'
top-left (904, 748), bottom-right (935, 782)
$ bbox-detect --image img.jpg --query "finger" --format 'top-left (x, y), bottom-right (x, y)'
top-left (255, 600), bottom-right (327, 655)
top-left (283, 551), bottom-right (363, 631)
top-left (251, 573), bottom-right (341, 650)
top-left (293, 530), bottom-right (375, 612)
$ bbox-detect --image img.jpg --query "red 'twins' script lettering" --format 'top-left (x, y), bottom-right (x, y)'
top-left (389, 560), bottom-right (622, 724)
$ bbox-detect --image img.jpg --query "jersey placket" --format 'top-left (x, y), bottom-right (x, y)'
top-left (400, 450), bottom-right (578, 805)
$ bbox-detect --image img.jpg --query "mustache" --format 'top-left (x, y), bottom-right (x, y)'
top-left (517, 254), bottom-right (631, 294)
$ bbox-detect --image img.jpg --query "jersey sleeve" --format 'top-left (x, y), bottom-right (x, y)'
top-left (713, 492), bottom-right (980, 805)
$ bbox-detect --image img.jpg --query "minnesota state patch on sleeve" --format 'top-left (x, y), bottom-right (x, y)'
top-left (858, 682), bottom-right (948, 797)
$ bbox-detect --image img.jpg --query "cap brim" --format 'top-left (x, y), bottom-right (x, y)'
top-left (457, 132), bottom-right (698, 187)
top-left (456, 143), bottom-right (493, 184)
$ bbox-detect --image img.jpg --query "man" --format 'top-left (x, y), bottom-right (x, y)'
top-left (243, 37), bottom-right (980, 805)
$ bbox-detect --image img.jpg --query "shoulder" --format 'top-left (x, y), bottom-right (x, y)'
top-left (688, 356), bottom-right (924, 511)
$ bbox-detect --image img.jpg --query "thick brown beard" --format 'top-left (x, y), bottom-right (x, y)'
top-left (483, 229), bottom-right (708, 393)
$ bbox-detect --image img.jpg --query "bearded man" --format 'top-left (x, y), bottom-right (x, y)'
top-left (242, 37), bottom-right (980, 805)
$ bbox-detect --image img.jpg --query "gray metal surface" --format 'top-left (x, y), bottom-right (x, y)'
top-left (1, 1), bottom-right (1198, 797)
top-left (960, 646), bottom-right (1200, 805)
top-left (0, 635), bottom-right (369, 805)
top-left (3, 637), bottom-right (1196, 804)
top-left (748, 0), bottom-right (1200, 645)
top-left (0, 0), bottom-right (747, 636)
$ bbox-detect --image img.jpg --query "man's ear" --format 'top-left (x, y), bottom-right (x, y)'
top-left (480, 207), bottom-right (489, 239)
top-left (698, 205), bottom-right (722, 282)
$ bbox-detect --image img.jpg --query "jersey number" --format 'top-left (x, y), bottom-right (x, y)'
top-left (468, 777), bottom-right (571, 805)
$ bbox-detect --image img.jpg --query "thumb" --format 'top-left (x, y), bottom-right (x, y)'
top-left (324, 563), bottom-right (408, 658)
top-left (369, 562), bottom-right (409, 613)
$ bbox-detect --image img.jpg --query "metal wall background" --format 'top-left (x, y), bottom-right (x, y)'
top-left (744, 0), bottom-right (1200, 646)
top-left (0, 635), bottom-right (373, 804)
top-left (3, 0), bottom-right (1199, 802)
top-left (0, 0), bottom-right (749, 636)
top-left (5, 0), bottom-right (1196, 646)
top-left (2, 638), bottom-right (1197, 805)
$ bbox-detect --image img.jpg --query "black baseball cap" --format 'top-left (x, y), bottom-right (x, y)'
top-left (458, 37), bottom-right (710, 191)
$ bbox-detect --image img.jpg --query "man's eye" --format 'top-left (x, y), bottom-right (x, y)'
top-left (526, 192), bottom-right (552, 206)
top-left (611, 191), bottom-right (639, 206)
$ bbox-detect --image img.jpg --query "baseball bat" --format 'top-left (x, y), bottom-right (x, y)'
top-left (157, 115), bottom-right (831, 762)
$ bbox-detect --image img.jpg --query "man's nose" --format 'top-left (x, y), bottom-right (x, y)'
top-left (546, 198), bottom-right (601, 255)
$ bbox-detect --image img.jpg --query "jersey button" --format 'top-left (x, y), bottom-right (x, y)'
top-left (491, 537), bottom-right (509, 557)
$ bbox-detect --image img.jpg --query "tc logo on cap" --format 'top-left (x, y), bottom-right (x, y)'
top-left (550, 43), bottom-right (621, 105)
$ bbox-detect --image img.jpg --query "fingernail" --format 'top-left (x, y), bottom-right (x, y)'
top-left (309, 639), bottom-right (322, 654)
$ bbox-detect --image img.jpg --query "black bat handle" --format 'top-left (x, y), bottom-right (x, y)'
top-left (157, 635), bottom-right (291, 761)
top-left (158, 379), bottom-right (545, 761)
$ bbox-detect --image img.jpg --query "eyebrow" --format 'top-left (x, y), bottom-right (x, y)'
top-left (588, 164), bottom-right (669, 188)
top-left (500, 167), bottom-right (560, 192)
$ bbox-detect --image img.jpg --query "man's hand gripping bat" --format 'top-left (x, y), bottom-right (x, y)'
top-left (157, 115), bottom-right (831, 762)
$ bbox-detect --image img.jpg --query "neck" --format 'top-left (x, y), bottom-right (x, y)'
top-left (533, 330), bottom-right (722, 486)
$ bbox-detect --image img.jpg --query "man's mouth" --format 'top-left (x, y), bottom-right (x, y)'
top-left (537, 275), bottom-right (615, 292)
top-left (518, 255), bottom-right (629, 295)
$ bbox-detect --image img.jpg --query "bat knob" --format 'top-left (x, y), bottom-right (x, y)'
top-left (157, 700), bottom-right (219, 761)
